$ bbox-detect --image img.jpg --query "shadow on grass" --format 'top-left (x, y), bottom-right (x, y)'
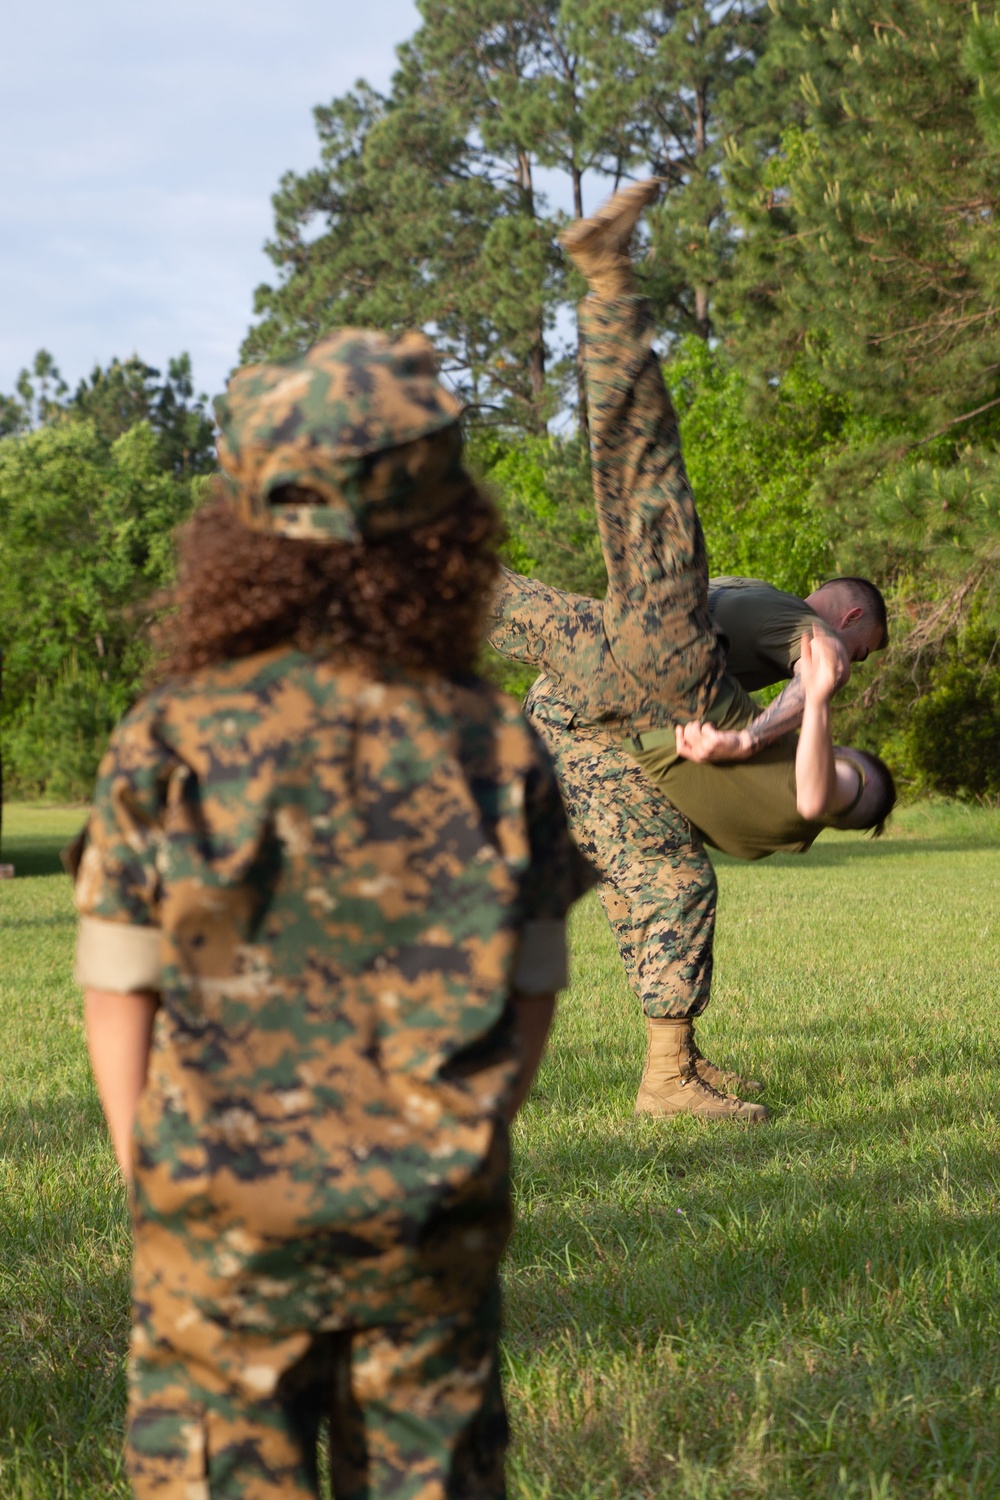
top-left (0, 829), bottom-right (82, 879)
top-left (512, 1119), bottom-right (1000, 1338)
top-left (0, 1097), bottom-right (106, 1170)
top-left (715, 836), bottom-right (1000, 869)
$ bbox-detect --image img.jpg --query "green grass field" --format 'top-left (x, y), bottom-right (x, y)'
top-left (4, 801), bottom-right (1000, 1498)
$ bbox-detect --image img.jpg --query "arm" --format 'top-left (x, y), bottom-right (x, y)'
top-left (506, 993), bottom-right (557, 1121)
top-left (674, 638), bottom-right (851, 765)
top-left (794, 631), bottom-right (842, 820)
top-left (675, 676), bottom-right (806, 763)
top-left (488, 567), bottom-right (557, 667)
top-left (736, 674), bottom-right (806, 752)
top-left (84, 987), bottom-right (159, 1182)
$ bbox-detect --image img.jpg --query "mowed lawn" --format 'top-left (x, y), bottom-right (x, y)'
top-left (3, 803), bottom-right (1000, 1499)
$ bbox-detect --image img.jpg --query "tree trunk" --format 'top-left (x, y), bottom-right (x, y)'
top-left (571, 165), bottom-right (589, 439)
top-left (519, 148), bottom-right (547, 431)
top-left (694, 81), bottom-right (711, 340)
top-left (695, 284), bottom-right (710, 340)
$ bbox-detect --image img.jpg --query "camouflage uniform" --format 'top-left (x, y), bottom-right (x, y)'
top-left (75, 331), bottom-right (593, 1499)
top-left (520, 678), bottom-right (715, 1018)
top-left (490, 295), bottom-right (755, 1020)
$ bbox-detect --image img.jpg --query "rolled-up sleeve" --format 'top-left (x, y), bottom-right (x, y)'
top-left (71, 700), bottom-right (173, 992)
top-left (75, 915), bottom-right (162, 992)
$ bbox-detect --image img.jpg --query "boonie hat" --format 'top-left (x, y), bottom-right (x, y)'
top-left (214, 329), bottom-right (468, 544)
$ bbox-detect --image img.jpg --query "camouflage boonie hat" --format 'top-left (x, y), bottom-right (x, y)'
top-left (214, 329), bottom-right (468, 543)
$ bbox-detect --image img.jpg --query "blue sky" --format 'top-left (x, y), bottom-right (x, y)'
top-left (3, 0), bottom-right (420, 404)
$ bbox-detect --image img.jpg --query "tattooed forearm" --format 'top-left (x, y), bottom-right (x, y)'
top-left (744, 674), bottom-right (806, 751)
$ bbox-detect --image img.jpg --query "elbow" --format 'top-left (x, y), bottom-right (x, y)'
top-left (796, 787), bottom-right (830, 822)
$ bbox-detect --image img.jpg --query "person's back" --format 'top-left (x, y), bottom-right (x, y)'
top-left (79, 649), bottom-right (567, 1260)
top-left (74, 329), bottom-right (591, 1500)
top-left (708, 573), bottom-right (888, 692)
top-left (708, 576), bottom-right (828, 691)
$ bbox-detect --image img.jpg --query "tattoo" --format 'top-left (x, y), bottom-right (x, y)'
top-left (743, 675), bottom-right (806, 751)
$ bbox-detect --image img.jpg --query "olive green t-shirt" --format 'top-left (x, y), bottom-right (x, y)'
top-left (708, 576), bottom-right (832, 692)
top-left (632, 733), bottom-right (826, 861)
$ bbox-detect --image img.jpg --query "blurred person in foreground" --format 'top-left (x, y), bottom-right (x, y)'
top-left (71, 330), bottom-right (593, 1500)
top-left (490, 180), bottom-right (895, 1125)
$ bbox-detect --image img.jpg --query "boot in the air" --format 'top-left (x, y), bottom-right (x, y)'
top-left (634, 1016), bottom-right (768, 1123)
top-left (558, 178), bottom-right (664, 300)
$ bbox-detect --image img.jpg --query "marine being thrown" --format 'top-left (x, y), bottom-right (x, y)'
top-left (489, 178), bottom-right (894, 1125)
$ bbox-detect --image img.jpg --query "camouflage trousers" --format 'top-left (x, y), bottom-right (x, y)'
top-left (126, 1281), bottom-right (506, 1500)
top-left (526, 687), bottom-right (716, 1021)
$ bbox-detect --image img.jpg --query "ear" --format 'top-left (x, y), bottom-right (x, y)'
top-left (840, 606), bottom-right (864, 628)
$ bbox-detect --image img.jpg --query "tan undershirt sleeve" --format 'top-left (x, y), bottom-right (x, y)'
top-left (76, 915), bottom-right (568, 997)
top-left (512, 918), bottom-right (568, 996)
top-left (75, 916), bottom-right (162, 992)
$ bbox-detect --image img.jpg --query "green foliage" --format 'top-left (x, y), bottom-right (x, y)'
top-left (847, 448), bottom-right (1000, 589)
top-left (468, 429), bottom-right (605, 698)
top-left (70, 353), bottom-right (215, 477)
top-left (894, 626), bottom-right (1000, 801)
top-left (714, 0), bottom-right (1000, 795)
top-left (665, 338), bottom-right (839, 594)
top-left (10, 350), bottom-right (68, 429)
top-left (964, 5), bottom-right (1000, 148)
top-left (1, 350), bottom-right (215, 476)
top-left (2, 657), bottom-right (133, 803)
top-left (609, 0), bottom-right (769, 340)
top-left (725, 0), bottom-right (1000, 439)
top-left (0, 421), bottom-right (199, 799)
top-left (470, 430), bottom-right (605, 596)
top-left (246, 0), bottom-right (771, 429)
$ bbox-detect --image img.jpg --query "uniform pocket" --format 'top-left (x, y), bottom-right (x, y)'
top-left (524, 683), bottom-right (577, 729)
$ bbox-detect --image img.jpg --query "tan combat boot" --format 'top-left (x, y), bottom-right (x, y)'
top-left (558, 178), bottom-right (664, 300)
top-left (688, 1030), bottom-right (764, 1096)
top-left (634, 1017), bottom-right (768, 1123)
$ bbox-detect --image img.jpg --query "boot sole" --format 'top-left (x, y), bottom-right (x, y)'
top-left (634, 1101), bottom-right (769, 1124)
top-left (558, 179), bottom-right (665, 254)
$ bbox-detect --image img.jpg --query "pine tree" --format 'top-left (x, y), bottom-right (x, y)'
top-left (245, 5), bottom-right (598, 432)
top-left (246, 0), bottom-right (771, 431)
top-left (725, 0), bottom-right (1000, 443)
top-left (576, 0), bottom-right (768, 340)
top-left (721, 1), bottom-right (1000, 790)
top-left (0, 352), bottom-right (214, 475)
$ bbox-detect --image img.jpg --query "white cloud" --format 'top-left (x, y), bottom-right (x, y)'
top-left (2, 0), bottom-right (419, 399)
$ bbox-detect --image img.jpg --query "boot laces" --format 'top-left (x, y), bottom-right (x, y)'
top-left (687, 1031), bottom-right (740, 1092)
top-left (678, 1036), bottom-right (730, 1103)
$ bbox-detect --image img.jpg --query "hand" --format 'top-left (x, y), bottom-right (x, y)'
top-left (798, 629), bottom-right (843, 707)
top-left (674, 721), bottom-right (752, 763)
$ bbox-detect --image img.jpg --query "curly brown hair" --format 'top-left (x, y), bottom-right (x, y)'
top-left (149, 481), bottom-right (502, 682)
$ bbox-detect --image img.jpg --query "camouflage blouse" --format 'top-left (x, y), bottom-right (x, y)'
top-left (74, 647), bottom-right (591, 1333)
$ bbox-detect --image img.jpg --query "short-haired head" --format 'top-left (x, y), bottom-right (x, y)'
top-left (808, 577), bottom-right (889, 663)
top-left (831, 748), bottom-right (897, 837)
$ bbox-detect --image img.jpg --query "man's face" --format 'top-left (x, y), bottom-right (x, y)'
top-left (807, 589), bottom-right (886, 664)
top-left (838, 615), bottom-right (885, 665)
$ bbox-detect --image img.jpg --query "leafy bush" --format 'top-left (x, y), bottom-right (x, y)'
top-left (666, 337), bottom-right (841, 597)
top-left (886, 627), bottom-right (1000, 802)
top-left (0, 420), bottom-right (199, 799)
top-left (2, 657), bottom-right (132, 802)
